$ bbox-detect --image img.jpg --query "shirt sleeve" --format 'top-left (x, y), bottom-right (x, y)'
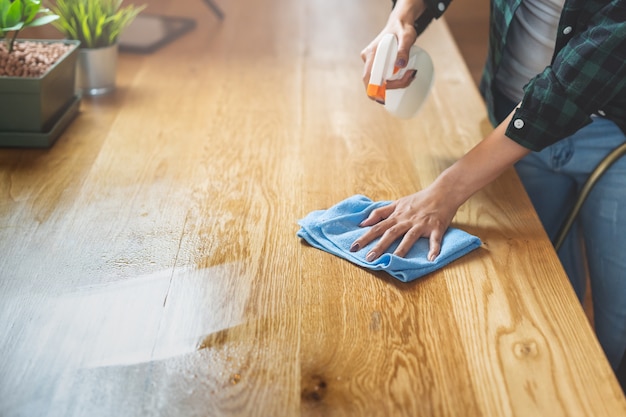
top-left (506, 0), bottom-right (626, 151)
top-left (391, 0), bottom-right (452, 36)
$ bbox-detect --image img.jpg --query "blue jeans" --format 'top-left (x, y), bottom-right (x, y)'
top-left (494, 88), bottom-right (626, 370)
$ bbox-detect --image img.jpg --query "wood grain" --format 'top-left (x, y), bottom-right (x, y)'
top-left (1, 0), bottom-right (624, 416)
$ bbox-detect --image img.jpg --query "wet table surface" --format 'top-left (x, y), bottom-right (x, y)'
top-left (2, 0), bottom-right (625, 416)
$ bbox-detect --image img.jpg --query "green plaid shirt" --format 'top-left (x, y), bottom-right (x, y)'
top-left (480, 0), bottom-right (626, 151)
top-left (396, 0), bottom-right (626, 151)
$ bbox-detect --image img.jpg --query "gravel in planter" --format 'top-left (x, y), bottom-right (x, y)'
top-left (0, 41), bottom-right (73, 78)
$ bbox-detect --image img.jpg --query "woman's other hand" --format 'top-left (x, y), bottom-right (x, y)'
top-left (360, 0), bottom-right (425, 96)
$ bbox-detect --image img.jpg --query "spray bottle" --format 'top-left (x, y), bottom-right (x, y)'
top-left (367, 34), bottom-right (434, 119)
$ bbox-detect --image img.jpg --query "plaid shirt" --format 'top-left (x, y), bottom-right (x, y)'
top-left (395, 0), bottom-right (626, 151)
top-left (480, 0), bottom-right (626, 151)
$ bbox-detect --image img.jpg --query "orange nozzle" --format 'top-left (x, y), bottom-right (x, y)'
top-left (367, 83), bottom-right (386, 103)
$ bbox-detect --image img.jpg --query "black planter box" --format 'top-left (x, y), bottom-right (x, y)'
top-left (0, 39), bottom-right (80, 145)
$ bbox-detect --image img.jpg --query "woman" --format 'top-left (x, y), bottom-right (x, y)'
top-left (351, 0), bottom-right (626, 371)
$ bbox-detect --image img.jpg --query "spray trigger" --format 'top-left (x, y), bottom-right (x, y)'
top-left (366, 34), bottom-right (434, 119)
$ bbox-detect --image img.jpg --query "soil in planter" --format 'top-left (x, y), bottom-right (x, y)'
top-left (0, 41), bottom-right (73, 78)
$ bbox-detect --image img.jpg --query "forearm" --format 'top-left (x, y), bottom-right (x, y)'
top-left (433, 113), bottom-right (532, 207)
top-left (349, 114), bottom-right (530, 261)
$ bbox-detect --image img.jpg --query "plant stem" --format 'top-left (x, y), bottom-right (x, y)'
top-left (9, 31), bottom-right (19, 53)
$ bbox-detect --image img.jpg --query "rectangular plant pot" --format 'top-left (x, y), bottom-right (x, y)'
top-left (0, 95), bottom-right (80, 148)
top-left (0, 39), bottom-right (80, 133)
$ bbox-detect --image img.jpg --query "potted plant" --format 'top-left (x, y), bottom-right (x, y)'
top-left (48, 0), bottom-right (144, 96)
top-left (0, 0), bottom-right (81, 147)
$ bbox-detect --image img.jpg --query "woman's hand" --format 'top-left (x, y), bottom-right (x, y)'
top-left (349, 181), bottom-right (462, 262)
top-left (361, 0), bottom-right (426, 97)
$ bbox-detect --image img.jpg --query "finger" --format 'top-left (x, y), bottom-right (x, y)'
top-left (395, 52), bottom-right (409, 69)
top-left (427, 229), bottom-right (444, 261)
top-left (349, 219), bottom-right (389, 253)
top-left (349, 206), bottom-right (396, 254)
top-left (363, 223), bottom-right (410, 262)
top-left (361, 45), bottom-right (376, 89)
top-left (359, 204), bottom-right (396, 227)
top-left (386, 70), bottom-right (417, 90)
top-left (396, 29), bottom-right (417, 68)
top-left (392, 226), bottom-right (423, 258)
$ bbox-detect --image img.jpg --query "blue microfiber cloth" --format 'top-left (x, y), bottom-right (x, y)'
top-left (297, 194), bottom-right (482, 282)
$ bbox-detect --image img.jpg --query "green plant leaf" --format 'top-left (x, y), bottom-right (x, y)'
top-left (3, 22), bottom-right (24, 32)
top-left (0, 0), bottom-right (58, 48)
top-left (80, 15), bottom-right (92, 47)
top-left (94, 14), bottom-right (105, 42)
top-left (0, 3), bottom-right (8, 28)
top-left (28, 14), bottom-right (58, 28)
top-left (5, 0), bottom-right (23, 28)
top-left (47, 0), bottom-right (145, 47)
top-left (23, 0), bottom-right (40, 24)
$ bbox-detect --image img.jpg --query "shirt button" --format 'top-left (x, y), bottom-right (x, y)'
top-left (513, 119), bottom-right (525, 129)
top-left (597, 109), bottom-right (606, 116)
top-left (438, 2), bottom-right (446, 12)
top-left (563, 26), bottom-right (573, 35)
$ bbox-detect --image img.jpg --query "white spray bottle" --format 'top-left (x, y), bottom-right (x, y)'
top-left (367, 33), bottom-right (434, 119)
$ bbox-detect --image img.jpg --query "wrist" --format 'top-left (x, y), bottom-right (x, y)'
top-left (431, 166), bottom-right (474, 209)
top-left (391, 0), bottom-right (426, 24)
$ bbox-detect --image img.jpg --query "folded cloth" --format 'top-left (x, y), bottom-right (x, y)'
top-left (297, 194), bottom-right (481, 282)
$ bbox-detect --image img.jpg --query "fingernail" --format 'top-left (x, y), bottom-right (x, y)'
top-left (411, 70), bottom-right (417, 79)
top-left (350, 242), bottom-right (360, 252)
top-left (375, 99), bottom-right (385, 105)
top-left (396, 58), bottom-right (406, 67)
top-left (365, 251), bottom-right (377, 262)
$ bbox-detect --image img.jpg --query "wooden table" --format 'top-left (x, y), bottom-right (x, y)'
top-left (2, 0), bottom-right (625, 415)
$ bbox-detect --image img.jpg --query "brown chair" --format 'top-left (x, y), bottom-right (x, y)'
top-left (618, 349), bottom-right (626, 393)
